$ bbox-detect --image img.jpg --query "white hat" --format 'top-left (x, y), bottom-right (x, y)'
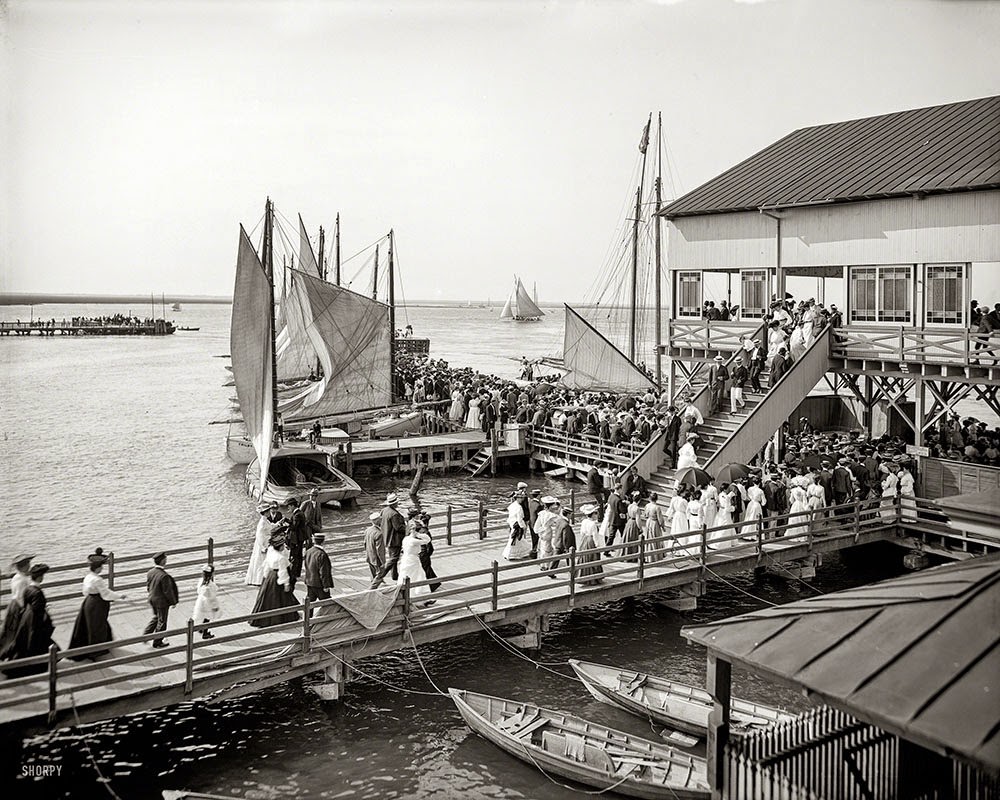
top-left (713, 354), bottom-right (724, 361)
top-left (580, 503), bottom-right (598, 515)
top-left (383, 493), bottom-right (398, 506)
top-left (369, 511), bottom-right (381, 521)
top-left (516, 481), bottom-right (528, 489)
top-left (540, 495), bottom-right (558, 505)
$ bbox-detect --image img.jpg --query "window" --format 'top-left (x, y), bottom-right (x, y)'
top-left (925, 264), bottom-right (965, 325)
top-left (677, 271), bottom-right (702, 317)
top-left (849, 265), bottom-right (912, 323)
top-left (740, 270), bottom-right (768, 319)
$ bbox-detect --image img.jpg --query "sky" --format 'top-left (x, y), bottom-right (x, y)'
top-left (2, 0), bottom-right (999, 302)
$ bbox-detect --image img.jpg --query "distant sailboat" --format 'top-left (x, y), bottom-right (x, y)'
top-left (499, 276), bottom-right (544, 322)
top-left (171, 302), bottom-right (182, 311)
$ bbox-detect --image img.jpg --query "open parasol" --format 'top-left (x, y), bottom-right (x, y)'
top-left (715, 463), bottom-right (751, 484)
top-left (674, 466), bottom-right (712, 488)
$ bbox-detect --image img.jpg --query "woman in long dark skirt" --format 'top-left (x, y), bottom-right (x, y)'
top-left (576, 504), bottom-right (604, 584)
top-left (69, 549), bottom-right (127, 661)
top-left (619, 493), bottom-right (643, 562)
top-left (1, 564), bottom-right (57, 678)
top-left (0, 554), bottom-right (34, 657)
top-left (417, 513), bottom-right (441, 593)
top-left (249, 536), bottom-right (299, 628)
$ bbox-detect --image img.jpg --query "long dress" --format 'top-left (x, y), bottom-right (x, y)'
top-left (709, 491), bottom-right (735, 549)
top-left (397, 533), bottom-right (432, 597)
top-left (449, 390), bottom-right (465, 422)
top-left (806, 480), bottom-right (826, 524)
top-left (880, 471), bottom-right (899, 521)
top-left (676, 443), bottom-right (699, 470)
top-left (576, 518), bottom-right (604, 583)
top-left (192, 580), bottom-right (221, 623)
top-left (741, 486), bottom-right (765, 537)
top-left (244, 514), bottom-right (274, 586)
top-left (899, 471), bottom-right (917, 521)
top-left (68, 572), bottom-right (121, 659)
top-left (249, 547), bottom-right (299, 628)
top-left (535, 509), bottom-right (558, 563)
top-left (786, 486), bottom-right (811, 540)
top-left (0, 583), bottom-right (56, 677)
top-left (465, 399), bottom-right (482, 430)
top-left (789, 325), bottom-right (806, 361)
top-left (642, 500), bottom-right (665, 562)
top-left (667, 495), bottom-right (690, 556)
top-left (686, 498), bottom-right (704, 552)
top-left (502, 500), bottom-right (532, 560)
top-left (701, 485), bottom-right (719, 530)
top-left (0, 572), bottom-right (31, 657)
top-left (767, 328), bottom-right (786, 358)
top-left (620, 503), bottom-right (642, 562)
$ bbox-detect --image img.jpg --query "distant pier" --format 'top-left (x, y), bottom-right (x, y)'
top-left (0, 319), bottom-right (175, 336)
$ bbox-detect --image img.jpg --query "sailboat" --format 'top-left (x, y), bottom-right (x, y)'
top-left (499, 276), bottom-right (544, 322)
top-left (171, 302), bottom-right (182, 311)
top-left (231, 199), bottom-right (362, 507)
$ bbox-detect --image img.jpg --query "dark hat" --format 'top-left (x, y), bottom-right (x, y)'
top-left (88, 547), bottom-right (108, 567)
top-left (153, 551), bottom-right (167, 564)
top-left (29, 563), bottom-right (50, 580)
top-left (269, 532), bottom-right (287, 548)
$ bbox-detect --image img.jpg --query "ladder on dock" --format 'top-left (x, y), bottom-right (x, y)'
top-left (462, 447), bottom-right (493, 476)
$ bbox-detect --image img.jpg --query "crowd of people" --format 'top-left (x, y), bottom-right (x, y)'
top-left (925, 413), bottom-right (1000, 465)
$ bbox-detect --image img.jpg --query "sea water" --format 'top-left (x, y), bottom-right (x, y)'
top-left (1, 303), bottom-right (902, 798)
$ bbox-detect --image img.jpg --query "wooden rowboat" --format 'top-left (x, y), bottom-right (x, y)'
top-left (449, 688), bottom-right (709, 799)
top-left (569, 659), bottom-right (792, 737)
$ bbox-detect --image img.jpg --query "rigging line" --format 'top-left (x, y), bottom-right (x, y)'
top-left (698, 561), bottom-right (780, 607)
top-left (69, 691), bottom-right (125, 800)
top-left (341, 234), bottom-right (390, 268)
top-left (760, 549), bottom-right (825, 595)
top-left (405, 628), bottom-right (451, 696)
top-left (390, 237), bottom-right (410, 325)
top-left (314, 642), bottom-right (445, 697)
top-left (463, 604), bottom-right (581, 678)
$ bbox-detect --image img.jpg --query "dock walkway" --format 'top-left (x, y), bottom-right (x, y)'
top-left (0, 496), bottom-right (984, 737)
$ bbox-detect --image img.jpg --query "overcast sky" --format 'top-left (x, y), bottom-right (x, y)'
top-left (2, 0), bottom-right (998, 302)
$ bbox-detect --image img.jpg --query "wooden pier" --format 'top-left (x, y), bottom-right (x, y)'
top-left (0, 495), bottom-right (989, 738)
top-left (0, 320), bottom-right (175, 336)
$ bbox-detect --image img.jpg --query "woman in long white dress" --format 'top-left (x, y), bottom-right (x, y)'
top-left (701, 480), bottom-right (719, 530)
top-left (686, 491), bottom-right (704, 552)
top-left (898, 464), bottom-right (917, 520)
top-left (642, 493), bottom-right (665, 562)
top-left (534, 497), bottom-right (560, 572)
top-left (806, 473), bottom-right (826, 514)
top-left (741, 479), bottom-right (765, 537)
top-left (576, 504), bottom-right (604, 583)
top-left (245, 504), bottom-right (281, 586)
top-left (880, 466), bottom-right (899, 521)
top-left (767, 322), bottom-right (786, 359)
top-left (788, 324), bottom-right (806, 362)
top-left (676, 434), bottom-right (699, 470)
top-left (449, 389), bottom-right (465, 422)
top-left (465, 397), bottom-right (482, 430)
top-left (666, 490), bottom-right (690, 558)
top-left (192, 565), bottom-right (220, 639)
top-left (709, 485), bottom-right (735, 549)
top-left (397, 527), bottom-right (433, 601)
top-left (501, 492), bottom-right (532, 560)
top-left (786, 483), bottom-right (811, 540)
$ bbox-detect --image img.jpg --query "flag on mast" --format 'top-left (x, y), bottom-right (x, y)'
top-left (638, 118), bottom-right (651, 154)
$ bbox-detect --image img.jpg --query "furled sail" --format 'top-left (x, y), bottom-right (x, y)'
top-left (278, 269), bottom-right (392, 420)
top-left (499, 276), bottom-right (544, 320)
top-left (230, 226), bottom-right (274, 490)
top-left (561, 304), bottom-right (655, 392)
top-left (274, 216), bottom-right (323, 380)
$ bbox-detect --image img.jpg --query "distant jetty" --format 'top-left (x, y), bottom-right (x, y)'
top-left (1, 318), bottom-right (175, 336)
top-left (0, 292), bottom-right (231, 306)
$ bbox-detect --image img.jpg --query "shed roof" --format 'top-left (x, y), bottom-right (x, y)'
top-left (661, 95), bottom-right (1000, 219)
top-left (682, 555), bottom-right (1000, 775)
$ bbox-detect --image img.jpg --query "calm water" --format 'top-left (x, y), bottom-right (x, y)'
top-left (0, 303), bottom-right (902, 798)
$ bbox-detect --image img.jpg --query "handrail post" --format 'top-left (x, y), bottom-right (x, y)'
top-left (446, 505), bottom-right (453, 545)
top-left (638, 535), bottom-right (645, 587)
top-left (302, 597), bottom-right (311, 654)
top-left (568, 547), bottom-right (577, 606)
top-left (491, 561), bottom-right (499, 611)
top-left (756, 518), bottom-right (764, 555)
top-left (570, 488), bottom-right (576, 519)
top-left (700, 525), bottom-right (708, 580)
top-left (403, 577), bottom-right (412, 618)
top-left (853, 500), bottom-right (861, 543)
top-left (184, 619), bottom-right (194, 694)
top-left (478, 499), bottom-right (485, 539)
top-left (107, 551), bottom-right (115, 590)
top-left (207, 537), bottom-right (215, 567)
top-left (47, 643), bottom-right (58, 724)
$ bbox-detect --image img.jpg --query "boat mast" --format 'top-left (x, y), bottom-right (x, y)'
top-left (318, 225), bottom-right (326, 281)
top-left (388, 229), bottom-right (396, 400)
top-left (263, 198), bottom-right (279, 443)
top-left (372, 244), bottom-right (379, 300)
top-left (629, 113), bottom-right (651, 364)
top-left (654, 112), bottom-right (663, 388)
top-left (334, 212), bottom-right (341, 285)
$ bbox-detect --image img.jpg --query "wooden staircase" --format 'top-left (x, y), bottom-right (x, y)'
top-left (462, 448), bottom-right (493, 476)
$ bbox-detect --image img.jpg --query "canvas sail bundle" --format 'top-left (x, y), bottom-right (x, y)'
top-left (231, 227), bottom-right (274, 489)
top-left (561, 304), bottom-right (655, 393)
top-left (274, 216), bottom-right (323, 380)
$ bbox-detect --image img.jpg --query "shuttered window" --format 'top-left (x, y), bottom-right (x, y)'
top-left (849, 265), bottom-right (912, 323)
top-left (849, 267), bottom-right (877, 322)
top-left (925, 264), bottom-right (965, 325)
top-left (677, 271), bottom-right (702, 317)
top-left (740, 270), bottom-right (768, 319)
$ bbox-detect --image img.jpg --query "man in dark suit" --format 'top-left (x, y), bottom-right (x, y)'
top-left (748, 339), bottom-right (764, 392)
top-left (145, 552), bottom-right (179, 648)
top-left (303, 533), bottom-right (334, 602)
top-left (527, 489), bottom-right (543, 556)
top-left (587, 463), bottom-right (607, 522)
top-left (818, 461), bottom-right (834, 510)
top-left (370, 493), bottom-right (407, 588)
top-left (662, 405), bottom-right (680, 468)
top-left (769, 347), bottom-right (790, 386)
top-left (762, 473), bottom-right (784, 536)
top-left (708, 354), bottom-right (728, 414)
top-left (831, 458), bottom-right (854, 514)
top-left (284, 497), bottom-right (310, 581)
top-left (606, 485), bottom-right (626, 544)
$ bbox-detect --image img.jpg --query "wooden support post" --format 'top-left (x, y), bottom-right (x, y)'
top-left (446, 505), bottom-right (453, 545)
top-left (47, 644), bottom-right (58, 724)
top-left (638, 535), bottom-right (645, 587)
top-left (107, 552), bottom-right (115, 590)
top-left (346, 440), bottom-right (354, 476)
top-left (184, 619), bottom-right (195, 694)
top-left (568, 547), bottom-right (576, 607)
top-left (756, 518), bottom-right (764, 554)
top-left (207, 537), bottom-right (215, 566)
top-left (505, 616), bottom-right (544, 649)
top-left (490, 428), bottom-right (498, 476)
top-left (706, 653), bottom-right (732, 800)
top-left (570, 488), bottom-right (576, 519)
top-left (302, 597), bottom-right (312, 654)
top-left (478, 500), bottom-right (486, 539)
top-left (700, 524), bottom-right (708, 581)
top-left (314, 658), bottom-right (348, 701)
top-left (403, 578), bottom-right (412, 618)
top-left (491, 561), bottom-right (499, 611)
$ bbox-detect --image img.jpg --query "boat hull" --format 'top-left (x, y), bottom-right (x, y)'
top-left (569, 660), bottom-right (791, 737)
top-left (245, 449), bottom-right (362, 506)
top-left (225, 434), bottom-right (257, 465)
top-left (450, 689), bottom-right (709, 799)
top-left (368, 411), bottom-right (423, 439)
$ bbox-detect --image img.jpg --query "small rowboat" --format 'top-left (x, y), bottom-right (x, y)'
top-left (449, 688), bottom-right (709, 799)
top-left (569, 659), bottom-right (791, 737)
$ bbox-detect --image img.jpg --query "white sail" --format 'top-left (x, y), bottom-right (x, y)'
top-left (297, 214), bottom-right (322, 277)
top-left (561, 304), bottom-right (655, 392)
top-left (499, 293), bottom-right (513, 319)
top-left (500, 276), bottom-right (544, 320)
top-left (278, 269), bottom-right (392, 420)
top-left (274, 216), bottom-right (323, 380)
top-left (231, 226), bottom-right (274, 490)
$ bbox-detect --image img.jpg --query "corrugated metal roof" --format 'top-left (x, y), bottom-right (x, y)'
top-left (682, 555), bottom-right (1000, 775)
top-left (662, 96), bottom-right (1000, 219)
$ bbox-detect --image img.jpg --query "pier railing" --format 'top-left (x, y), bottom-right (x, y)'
top-left (666, 320), bottom-right (761, 354)
top-left (831, 325), bottom-right (1000, 366)
top-left (529, 425), bottom-right (645, 468)
top-left (0, 496), bottom-right (915, 725)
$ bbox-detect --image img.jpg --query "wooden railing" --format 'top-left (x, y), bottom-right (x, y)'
top-left (529, 425), bottom-right (644, 468)
top-left (0, 496), bottom-right (910, 723)
top-left (831, 325), bottom-right (1000, 366)
top-left (703, 326), bottom-right (832, 473)
top-left (666, 320), bottom-right (761, 353)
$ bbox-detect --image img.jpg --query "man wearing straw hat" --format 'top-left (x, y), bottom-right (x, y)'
top-left (363, 511), bottom-right (386, 579)
top-left (369, 493), bottom-right (406, 589)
